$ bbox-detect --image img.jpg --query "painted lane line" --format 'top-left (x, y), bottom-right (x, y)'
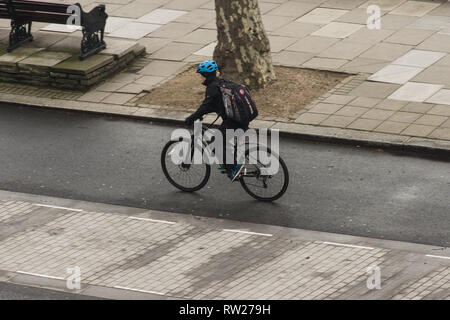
top-left (17, 271), bottom-right (65, 280)
top-left (323, 242), bottom-right (374, 250)
top-left (223, 229), bottom-right (273, 237)
top-left (127, 216), bottom-right (176, 225)
top-left (113, 286), bottom-right (165, 296)
top-left (426, 254), bottom-right (450, 260)
top-left (33, 204), bottom-right (82, 212)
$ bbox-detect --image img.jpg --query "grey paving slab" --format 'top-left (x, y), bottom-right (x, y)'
top-left (272, 51), bottom-right (314, 67)
top-left (345, 28), bottom-right (395, 44)
top-left (19, 51), bottom-right (72, 67)
top-left (359, 0), bottom-right (407, 11)
top-left (22, 32), bottom-right (67, 49)
top-left (350, 81), bottom-right (401, 99)
top-left (165, 0), bottom-right (210, 11)
top-left (390, 1), bottom-right (440, 17)
top-left (425, 89), bottom-right (450, 106)
top-left (336, 7), bottom-right (382, 24)
top-left (340, 57), bottom-right (388, 73)
top-left (78, 91), bottom-right (111, 103)
top-left (268, 1), bottom-right (318, 18)
top-left (51, 55), bottom-right (114, 75)
top-left (103, 41), bottom-right (141, 61)
top-left (136, 38), bottom-right (172, 54)
top-left (48, 35), bottom-right (84, 53)
top-left (295, 8), bottom-right (349, 24)
top-left (321, 0), bottom-right (367, 10)
top-left (108, 22), bottom-right (161, 40)
top-left (416, 33), bottom-right (450, 52)
top-left (176, 29), bottom-right (217, 44)
top-left (151, 42), bottom-right (203, 61)
top-left (368, 64), bottom-right (423, 84)
top-left (412, 66), bottom-right (450, 87)
top-left (388, 82), bottom-right (443, 102)
top-left (406, 15), bottom-right (450, 31)
top-left (377, 14), bottom-right (418, 30)
top-left (401, 101), bottom-right (435, 113)
top-left (174, 9), bottom-right (215, 26)
top-left (312, 22), bottom-right (363, 38)
top-left (268, 36), bottom-right (298, 53)
top-left (104, 17), bottom-right (135, 34)
top-left (0, 47), bottom-right (43, 64)
top-left (287, 36), bottom-right (339, 54)
top-left (271, 22), bottom-right (320, 38)
top-left (392, 50), bottom-right (446, 68)
top-left (317, 40), bottom-right (372, 60)
top-left (359, 43), bottom-right (413, 61)
top-left (388, 111), bottom-right (421, 123)
top-left (302, 57), bottom-right (348, 70)
top-left (429, 2), bottom-right (450, 16)
top-left (147, 22), bottom-right (199, 39)
top-left (139, 60), bottom-right (187, 77)
top-left (261, 15), bottom-right (293, 32)
top-left (193, 42), bottom-right (216, 57)
top-left (134, 75), bottom-right (167, 88)
top-left (111, 2), bottom-right (159, 19)
top-left (137, 8), bottom-right (188, 25)
top-left (384, 28), bottom-right (436, 46)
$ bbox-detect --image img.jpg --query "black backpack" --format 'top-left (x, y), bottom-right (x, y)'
top-left (218, 79), bottom-right (258, 124)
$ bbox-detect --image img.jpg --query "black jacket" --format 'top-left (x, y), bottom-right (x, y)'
top-left (191, 74), bottom-right (225, 120)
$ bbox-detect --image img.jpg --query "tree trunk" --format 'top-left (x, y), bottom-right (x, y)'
top-left (214, 0), bottom-right (276, 89)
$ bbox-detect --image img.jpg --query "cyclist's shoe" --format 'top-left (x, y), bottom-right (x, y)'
top-left (218, 164), bottom-right (226, 171)
top-left (230, 164), bottom-right (244, 182)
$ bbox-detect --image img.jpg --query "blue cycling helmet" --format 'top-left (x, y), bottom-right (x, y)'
top-left (197, 60), bottom-right (218, 73)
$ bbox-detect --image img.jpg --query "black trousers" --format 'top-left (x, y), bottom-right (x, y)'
top-left (218, 119), bottom-right (249, 170)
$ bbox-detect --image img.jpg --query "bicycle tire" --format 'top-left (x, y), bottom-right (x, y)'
top-left (161, 140), bottom-right (211, 192)
top-left (239, 146), bottom-right (289, 202)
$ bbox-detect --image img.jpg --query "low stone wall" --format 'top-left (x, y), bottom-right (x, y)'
top-left (0, 45), bottom-right (145, 91)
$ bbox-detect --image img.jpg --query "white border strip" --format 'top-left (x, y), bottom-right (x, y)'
top-left (323, 242), bottom-right (374, 250)
top-left (113, 286), bottom-right (165, 296)
top-left (425, 254), bottom-right (450, 260)
top-left (33, 204), bottom-right (82, 212)
top-left (223, 229), bottom-right (273, 237)
top-left (127, 216), bottom-right (176, 225)
top-left (17, 271), bottom-right (65, 280)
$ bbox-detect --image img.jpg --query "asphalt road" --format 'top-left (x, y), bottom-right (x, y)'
top-left (0, 104), bottom-right (449, 246)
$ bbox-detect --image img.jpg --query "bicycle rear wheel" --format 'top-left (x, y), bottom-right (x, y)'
top-left (161, 140), bottom-right (211, 192)
top-left (239, 145), bottom-right (289, 202)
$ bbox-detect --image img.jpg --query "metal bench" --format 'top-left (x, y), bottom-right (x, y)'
top-left (0, 0), bottom-right (108, 60)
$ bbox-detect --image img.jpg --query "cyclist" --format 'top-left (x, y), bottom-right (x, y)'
top-left (185, 60), bottom-right (251, 182)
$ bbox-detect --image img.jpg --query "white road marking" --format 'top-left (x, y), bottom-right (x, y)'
top-left (33, 204), bottom-right (83, 212)
top-left (223, 229), bottom-right (273, 237)
top-left (425, 254), bottom-right (450, 260)
top-left (113, 286), bottom-right (165, 296)
top-left (17, 271), bottom-right (65, 280)
top-left (127, 216), bottom-right (176, 225)
top-left (323, 242), bottom-right (374, 250)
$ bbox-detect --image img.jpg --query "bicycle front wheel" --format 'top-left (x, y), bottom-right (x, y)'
top-left (161, 140), bottom-right (211, 192)
top-left (239, 145), bottom-right (289, 202)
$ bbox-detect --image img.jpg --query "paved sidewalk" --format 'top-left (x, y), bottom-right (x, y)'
top-left (1, 0), bottom-right (450, 151)
top-left (0, 190), bottom-right (448, 300)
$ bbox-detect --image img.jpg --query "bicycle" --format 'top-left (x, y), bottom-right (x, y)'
top-left (161, 117), bottom-right (289, 202)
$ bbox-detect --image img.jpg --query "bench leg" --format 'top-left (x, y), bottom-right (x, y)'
top-left (8, 21), bottom-right (33, 52)
top-left (80, 28), bottom-right (106, 60)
